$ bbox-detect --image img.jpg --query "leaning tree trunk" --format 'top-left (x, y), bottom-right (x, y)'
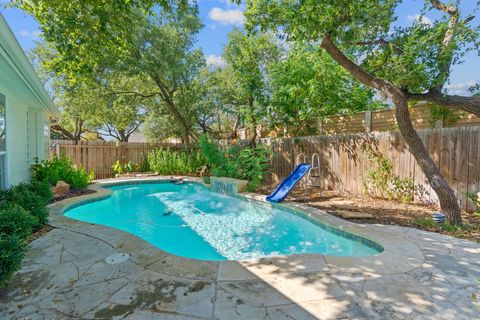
top-left (391, 89), bottom-right (462, 224)
top-left (320, 35), bottom-right (462, 224)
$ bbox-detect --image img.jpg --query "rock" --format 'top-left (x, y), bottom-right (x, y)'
top-left (53, 181), bottom-right (70, 196)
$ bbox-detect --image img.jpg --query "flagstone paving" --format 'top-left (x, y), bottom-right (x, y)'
top-left (1, 224), bottom-right (478, 320)
top-left (0, 180), bottom-right (479, 319)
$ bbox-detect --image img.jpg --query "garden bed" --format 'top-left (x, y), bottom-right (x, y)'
top-left (260, 186), bottom-right (480, 242)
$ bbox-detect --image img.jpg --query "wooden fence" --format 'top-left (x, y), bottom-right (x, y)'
top-left (320, 104), bottom-right (480, 134)
top-left (50, 140), bottom-right (195, 179)
top-left (51, 126), bottom-right (480, 212)
top-left (262, 126), bottom-right (480, 212)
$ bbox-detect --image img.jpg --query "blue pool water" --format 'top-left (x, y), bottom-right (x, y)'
top-left (65, 182), bottom-right (382, 260)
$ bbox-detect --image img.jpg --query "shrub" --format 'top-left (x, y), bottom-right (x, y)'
top-left (0, 234), bottom-right (26, 287)
top-left (29, 179), bottom-right (53, 204)
top-left (362, 147), bottom-right (424, 204)
top-left (0, 180), bottom-right (52, 287)
top-left (148, 149), bottom-right (207, 175)
top-left (6, 184), bottom-right (49, 227)
top-left (112, 160), bottom-right (145, 175)
top-left (199, 135), bottom-right (271, 191)
top-left (32, 156), bottom-right (93, 189)
top-left (0, 205), bottom-right (37, 240)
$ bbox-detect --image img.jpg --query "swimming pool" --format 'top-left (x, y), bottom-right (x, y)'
top-left (64, 182), bottom-right (382, 260)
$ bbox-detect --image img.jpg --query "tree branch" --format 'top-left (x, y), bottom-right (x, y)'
top-left (430, 0), bottom-right (460, 90)
top-left (51, 124), bottom-right (75, 140)
top-left (354, 38), bottom-right (403, 55)
top-left (404, 90), bottom-right (480, 117)
top-left (320, 35), bottom-right (398, 96)
top-left (108, 91), bottom-right (162, 99)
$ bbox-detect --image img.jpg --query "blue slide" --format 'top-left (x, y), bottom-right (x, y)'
top-left (266, 163), bottom-right (312, 203)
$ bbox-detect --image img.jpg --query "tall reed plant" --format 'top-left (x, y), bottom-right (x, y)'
top-left (147, 149), bottom-right (206, 175)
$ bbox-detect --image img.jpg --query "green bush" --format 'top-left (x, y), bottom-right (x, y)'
top-left (29, 180), bottom-right (53, 204)
top-left (0, 234), bottom-right (26, 287)
top-left (362, 147), bottom-right (421, 204)
top-left (199, 135), bottom-right (271, 191)
top-left (0, 205), bottom-right (37, 240)
top-left (148, 149), bottom-right (207, 175)
top-left (32, 156), bottom-right (93, 189)
top-left (0, 180), bottom-right (52, 287)
top-left (112, 160), bottom-right (145, 175)
top-left (6, 184), bottom-right (49, 227)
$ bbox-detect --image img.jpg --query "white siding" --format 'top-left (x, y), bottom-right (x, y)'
top-left (0, 85), bottom-right (49, 187)
top-left (4, 93), bottom-right (30, 186)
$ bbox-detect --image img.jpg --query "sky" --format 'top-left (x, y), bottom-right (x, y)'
top-left (0, 0), bottom-right (478, 96)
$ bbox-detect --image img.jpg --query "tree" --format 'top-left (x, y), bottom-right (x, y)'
top-left (204, 66), bottom-right (245, 138)
top-left (51, 84), bottom-right (105, 142)
top-left (30, 42), bottom-right (146, 142)
top-left (242, 0), bottom-right (480, 224)
top-left (268, 44), bottom-right (383, 136)
top-left (223, 29), bottom-right (280, 144)
top-left (15, 0), bottom-right (205, 143)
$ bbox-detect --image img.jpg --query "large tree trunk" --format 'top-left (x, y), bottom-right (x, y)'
top-left (391, 89), bottom-right (462, 224)
top-left (321, 35), bottom-right (462, 224)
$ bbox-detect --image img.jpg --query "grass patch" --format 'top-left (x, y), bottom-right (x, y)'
top-left (414, 216), bottom-right (479, 239)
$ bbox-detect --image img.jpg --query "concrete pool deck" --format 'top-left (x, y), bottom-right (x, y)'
top-left (1, 177), bottom-right (479, 319)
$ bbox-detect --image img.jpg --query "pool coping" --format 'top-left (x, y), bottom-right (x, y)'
top-left (47, 176), bottom-right (425, 282)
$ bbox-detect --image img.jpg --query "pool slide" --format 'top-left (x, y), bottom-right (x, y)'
top-left (266, 163), bottom-right (312, 203)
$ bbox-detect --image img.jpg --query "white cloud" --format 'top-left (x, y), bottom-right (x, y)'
top-left (407, 14), bottom-right (433, 26)
top-left (445, 80), bottom-right (479, 96)
top-left (205, 55), bottom-right (226, 69)
top-left (208, 7), bottom-right (245, 26)
top-left (19, 29), bottom-right (41, 39)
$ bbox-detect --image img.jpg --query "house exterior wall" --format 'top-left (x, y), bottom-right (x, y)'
top-left (0, 13), bottom-right (58, 189)
top-left (0, 85), bottom-right (49, 187)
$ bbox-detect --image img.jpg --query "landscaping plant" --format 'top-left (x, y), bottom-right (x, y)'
top-left (0, 205), bottom-right (37, 240)
top-left (362, 147), bottom-right (424, 205)
top-left (0, 234), bottom-right (25, 287)
top-left (199, 135), bottom-right (271, 191)
top-left (5, 184), bottom-right (50, 227)
top-left (32, 156), bottom-right (93, 189)
top-left (0, 180), bottom-right (54, 287)
top-left (148, 149), bottom-right (207, 176)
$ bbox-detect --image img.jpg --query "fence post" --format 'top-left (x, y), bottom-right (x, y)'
top-left (318, 119), bottom-right (323, 134)
top-left (365, 111), bottom-right (372, 132)
top-left (55, 143), bottom-right (60, 159)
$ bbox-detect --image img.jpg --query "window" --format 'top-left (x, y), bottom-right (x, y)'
top-left (0, 93), bottom-right (6, 190)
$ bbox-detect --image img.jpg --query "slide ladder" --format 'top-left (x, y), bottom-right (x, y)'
top-left (266, 153), bottom-right (321, 203)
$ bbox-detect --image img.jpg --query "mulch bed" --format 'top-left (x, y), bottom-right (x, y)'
top-left (29, 225), bottom-right (54, 243)
top-left (259, 186), bottom-right (480, 242)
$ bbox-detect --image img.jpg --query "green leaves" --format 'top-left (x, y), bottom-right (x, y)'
top-left (269, 44), bottom-right (382, 128)
top-left (243, 0), bottom-right (479, 95)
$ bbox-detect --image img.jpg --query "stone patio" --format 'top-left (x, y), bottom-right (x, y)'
top-left (1, 178), bottom-right (479, 319)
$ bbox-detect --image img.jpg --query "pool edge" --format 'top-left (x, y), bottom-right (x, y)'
top-left (47, 176), bottom-right (425, 281)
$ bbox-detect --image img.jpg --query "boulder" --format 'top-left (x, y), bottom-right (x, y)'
top-left (53, 180), bottom-right (70, 196)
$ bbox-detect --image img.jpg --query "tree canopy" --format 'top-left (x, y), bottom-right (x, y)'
top-left (240, 0), bottom-right (480, 224)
